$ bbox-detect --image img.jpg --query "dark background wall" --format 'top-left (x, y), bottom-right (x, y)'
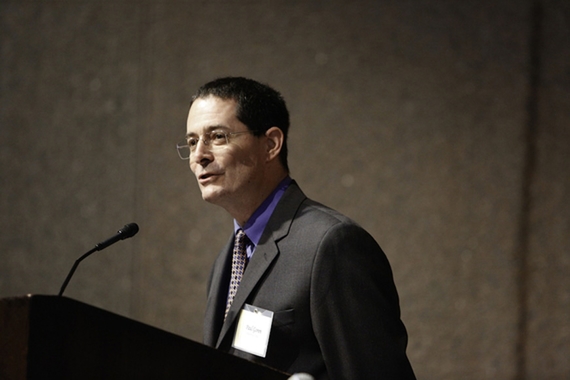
top-left (1, 1), bottom-right (568, 379)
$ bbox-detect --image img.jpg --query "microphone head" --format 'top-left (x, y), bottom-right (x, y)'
top-left (118, 223), bottom-right (139, 239)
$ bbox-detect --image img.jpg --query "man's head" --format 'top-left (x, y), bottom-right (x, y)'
top-left (185, 77), bottom-right (290, 224)
top-left (190, 77), bottom-right (290, 172)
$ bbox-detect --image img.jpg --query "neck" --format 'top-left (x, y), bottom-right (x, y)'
top-left (229, 172), bottom-right (288, 226)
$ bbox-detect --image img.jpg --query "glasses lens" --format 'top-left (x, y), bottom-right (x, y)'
top-left (210, 131), bottom-right (229, 146)
top-left (176, 141), bottom-right (190, 160)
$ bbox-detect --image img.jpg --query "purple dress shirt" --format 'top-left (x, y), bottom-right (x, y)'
top-left (233, 176), bottom-right (292, 259)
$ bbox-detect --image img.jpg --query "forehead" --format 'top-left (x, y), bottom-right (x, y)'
top-left (186, 96), bottom-right (239, 135)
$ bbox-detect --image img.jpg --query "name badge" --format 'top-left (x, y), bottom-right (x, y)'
top-left (232, 304), bottom-right (274, 357)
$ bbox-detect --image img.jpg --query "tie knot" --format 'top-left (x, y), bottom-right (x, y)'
top-left (235, 228), bottom-right (246, 240)
top-left (234, 229), bottom-right (247, 250)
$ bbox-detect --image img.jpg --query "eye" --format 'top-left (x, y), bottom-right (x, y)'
top-left (187, 137), bottom-right (199, 147)
top-left (211, 131), bottom-right (227, 143)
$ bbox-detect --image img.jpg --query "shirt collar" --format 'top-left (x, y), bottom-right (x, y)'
top-left (233, 176), bottom-right (292, 249)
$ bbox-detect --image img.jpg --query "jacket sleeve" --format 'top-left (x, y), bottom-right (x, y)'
top-left (310, 222), bottom-right (416, 379)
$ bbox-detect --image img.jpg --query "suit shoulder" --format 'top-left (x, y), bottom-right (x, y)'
top-left (272, 182), bottom-right (369, 241)
top-left (298, 198), bottom-right (360, 228)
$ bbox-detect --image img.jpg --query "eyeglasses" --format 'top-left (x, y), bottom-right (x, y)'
top-left (176, 130), bottom-right (253, 160)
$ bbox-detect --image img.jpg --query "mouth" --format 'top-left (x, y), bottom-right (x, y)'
top-left (198, 172), bottom-right (219, 183)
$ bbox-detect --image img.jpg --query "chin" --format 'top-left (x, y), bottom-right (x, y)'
top-left (200, 187), bottom-right (224, 205)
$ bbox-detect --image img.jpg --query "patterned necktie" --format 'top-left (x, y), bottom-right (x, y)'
top-left (225, 229), bottom-right (248, 319)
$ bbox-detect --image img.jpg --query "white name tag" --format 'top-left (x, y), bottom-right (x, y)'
top-left (232, 304), bottom-right (274, 357)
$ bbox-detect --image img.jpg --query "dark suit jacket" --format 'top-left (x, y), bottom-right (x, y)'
top-left (204, 182), bottom-right (415, 379)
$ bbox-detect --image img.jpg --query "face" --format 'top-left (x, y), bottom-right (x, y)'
top-left (186, 96), bottom-right (268, 211)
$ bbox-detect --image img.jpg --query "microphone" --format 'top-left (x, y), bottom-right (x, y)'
top-left (58, 223), bottom-right (139, 297)
top-left (95, 222), bottom-right (139, 251)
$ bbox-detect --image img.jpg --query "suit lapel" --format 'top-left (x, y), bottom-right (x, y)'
top-left (214, 182), bottom-right (307, 348)
top-left (203, 236), bottom-right (233, 346)
top-left (215, 235), bottom-right (280, 347)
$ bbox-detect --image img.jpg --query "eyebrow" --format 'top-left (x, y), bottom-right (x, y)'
top-left (185, 125), bottom-right (229, 138)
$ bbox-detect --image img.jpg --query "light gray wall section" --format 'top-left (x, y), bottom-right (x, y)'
top-left (1, 1), bottom-right (568, 379)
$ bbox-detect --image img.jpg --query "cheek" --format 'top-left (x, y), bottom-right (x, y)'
top-left (189, 162), bottom-right (198, 176)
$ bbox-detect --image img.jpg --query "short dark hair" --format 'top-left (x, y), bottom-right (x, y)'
top-left (191, 77), bottom-right (290, 172)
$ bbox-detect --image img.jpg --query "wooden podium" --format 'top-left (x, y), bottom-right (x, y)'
top-left (0, 295), bottom-right (289, 379)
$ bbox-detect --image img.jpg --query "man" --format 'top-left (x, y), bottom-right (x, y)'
top-left (179, 77), bottom-right (415, 379)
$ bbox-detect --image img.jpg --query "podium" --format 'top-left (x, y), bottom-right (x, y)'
top-left (0, 295), bottom-right (289, 379)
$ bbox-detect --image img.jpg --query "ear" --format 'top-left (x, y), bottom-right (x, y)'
top-left (264, 127), bottom-right (284, 162)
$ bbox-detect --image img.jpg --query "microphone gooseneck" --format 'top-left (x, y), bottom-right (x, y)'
top-left (58, 223), bottom-right (139, 297)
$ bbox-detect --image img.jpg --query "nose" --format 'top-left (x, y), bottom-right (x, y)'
top-left (192, 139), bottom-right (213, 166)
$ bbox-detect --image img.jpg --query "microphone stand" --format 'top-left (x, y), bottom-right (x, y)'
top-left (58, 223), bottom-right (139, 297)
top-left (58, 247), bottom-right (98, 297)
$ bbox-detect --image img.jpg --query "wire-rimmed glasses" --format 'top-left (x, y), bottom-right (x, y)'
top-left (176, 130), bottom-right (253, 160)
